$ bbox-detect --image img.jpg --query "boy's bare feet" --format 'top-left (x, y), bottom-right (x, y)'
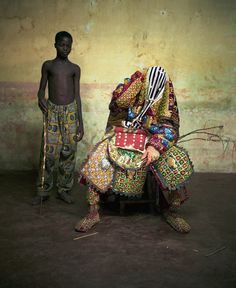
top-left (74, 212), bottom-right (100, 232)
top-left (163, 211), bottom-right (191, 233)
top-left (57, 191), bottom-right (74, 204)
top-left (32, 195), bottom-right (49, 206)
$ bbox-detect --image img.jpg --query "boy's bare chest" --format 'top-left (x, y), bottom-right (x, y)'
top-left (49, 63), bottom-right (74, 77)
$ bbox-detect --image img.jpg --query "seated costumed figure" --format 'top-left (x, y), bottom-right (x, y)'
top-left (75, 66), bottom-right (193, 233)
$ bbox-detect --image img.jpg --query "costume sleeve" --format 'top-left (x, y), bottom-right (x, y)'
top-left (106, 70), bottom-right (145, 131)
top-left (146, 78), bottom-right (180, 154)
top-left (109, 71), bottom-right (145, 112)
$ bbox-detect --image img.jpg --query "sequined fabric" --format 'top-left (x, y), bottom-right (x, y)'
top-left (108, 135), bottom-right (144, 170)
top-left (79, 139), bottom-right (114, 192)
top-left (80, 67), bottom-right (191, 203)
top-left (107, 70), bottom-right (179, 155)
top-left (151, 145), bottom-right (194, 190)
top-left (80, 136), bottom-right (147, 197)
top-left (112, 167), bottom-right (147, 197)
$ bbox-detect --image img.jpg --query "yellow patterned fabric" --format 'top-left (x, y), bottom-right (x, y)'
top-left (80, 139), bottom-right (114, 192)
top-left (163, 211), bottom-right (191, 233)
top-left (79, 67), bottom-right (191, 203)
top-left (46, 100), bottom-right (78, 156)
top-left (156, 82), bottom-right (172, 119)
top-left (112, 70), bottom-right (145, 109)
top-left (87, 187), bottom-right (100, 206)
top-left (157, 79), bottom-right (179, 127)
top-left (38, 100), bottom-right (79, 196)
top-left (75, 213), bottom-right (100, 232)
top-left (106, 69), bottom-right (179, 155)
top-left (79, 135), bottom-right (147, 197)
top-left (116, 77), bottom-right (144, 108)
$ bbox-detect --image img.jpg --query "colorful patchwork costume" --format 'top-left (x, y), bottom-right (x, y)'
top-left (76, 66), bottom-right (193, 233)
top-left (37, 100), bottom-right (78, 198)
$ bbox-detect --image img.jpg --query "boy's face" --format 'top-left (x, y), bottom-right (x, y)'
top-left (55, 36), bottom-right (72, 59)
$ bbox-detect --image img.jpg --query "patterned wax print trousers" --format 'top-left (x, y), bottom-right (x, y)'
top-left (37, 100), bottom-right (78, 196)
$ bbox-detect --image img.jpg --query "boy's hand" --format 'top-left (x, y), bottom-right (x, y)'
top-left (74, 126), bottom-right (84, 142)
top-left (141, 146), bottom-right (160, 166)
top-left (38, 97), bottom-right (48, 114)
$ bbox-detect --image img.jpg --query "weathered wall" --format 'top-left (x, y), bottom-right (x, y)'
top-left (0, 0), bottom-right (236, 172)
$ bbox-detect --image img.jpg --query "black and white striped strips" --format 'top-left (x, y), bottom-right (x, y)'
top-left (124, 66), bottom-right (167, 129)
top-left (147, 66), bottom-right (167, 102)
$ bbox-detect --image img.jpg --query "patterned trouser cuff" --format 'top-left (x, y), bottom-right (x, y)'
top-left (87, 187), bottom-right (100, 205)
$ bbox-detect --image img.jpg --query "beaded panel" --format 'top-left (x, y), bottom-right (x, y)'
top-left (151, 145), bottom-right (194, 190)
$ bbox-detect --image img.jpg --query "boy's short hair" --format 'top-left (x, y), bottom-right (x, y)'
top-left (55, 31), bottom-right (73, 43)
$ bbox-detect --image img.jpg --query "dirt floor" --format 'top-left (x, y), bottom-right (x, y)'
top-left (0, 171), bottom-right (235, 288)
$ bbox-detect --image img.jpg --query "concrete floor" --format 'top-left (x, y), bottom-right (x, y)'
top-left (0, 171), bottom-right (235, 288)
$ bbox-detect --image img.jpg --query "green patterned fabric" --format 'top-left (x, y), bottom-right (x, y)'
top-left (151, 145), bottom-right (194, 190)
top-left (112, 166), bottom-right (147, 197)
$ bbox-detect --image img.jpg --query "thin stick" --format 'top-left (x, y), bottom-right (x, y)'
top-left (73, 232), bottom-right (98, 240)
top-left (39, 113), bottom-right (47, 215)
top-left (205, 246), bottom-right (226, 257)
top-left (178, 125), bottom-right (224, 140)
top-left (39, 195), bottom-right (43, 215)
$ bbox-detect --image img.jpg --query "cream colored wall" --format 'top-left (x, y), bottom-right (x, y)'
top-left (0, 0), bottom-right (236, 171)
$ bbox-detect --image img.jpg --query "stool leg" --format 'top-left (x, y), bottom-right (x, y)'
top-left (149, 203), bottom-right (155, 214)
top-left (147, 171), bottom-right (157, 214)
top-left (120, 202), bottom-right (125, 216)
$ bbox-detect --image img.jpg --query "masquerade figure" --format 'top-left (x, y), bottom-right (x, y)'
top-left (75, 66), bottom-right (193, 233)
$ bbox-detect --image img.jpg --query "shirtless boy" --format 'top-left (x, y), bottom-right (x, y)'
top-left (32, 31), bottom-right (84, 205)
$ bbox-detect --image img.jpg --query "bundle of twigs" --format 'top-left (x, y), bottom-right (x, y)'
top-left (178, 125), bottom-right (236, 158)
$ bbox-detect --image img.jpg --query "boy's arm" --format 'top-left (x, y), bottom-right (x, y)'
top-left (74, 65), bottom-right (84, 142)
top-left (38, 61), bottom-right (49, 114)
